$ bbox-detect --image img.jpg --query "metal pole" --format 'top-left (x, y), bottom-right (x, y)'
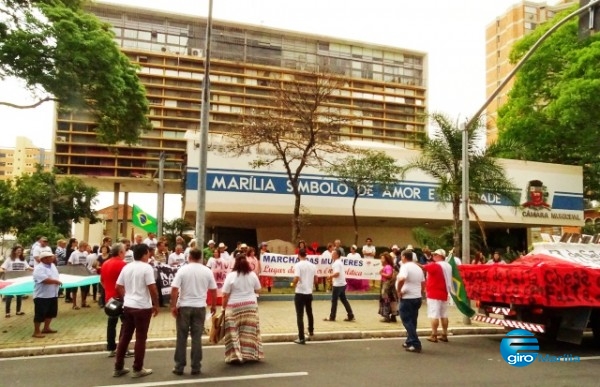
top-left (460, 0), bottom-right (599, 324)
top-left (157, 151), bottom-right (165, 236)
top-left (461, 122), bottom-right (471, 325)
top-left (195, 0), bottom-right (213, 261)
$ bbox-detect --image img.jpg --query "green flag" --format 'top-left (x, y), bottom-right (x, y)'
top-left (448, 254), bottom-right (476, 318)
top-left (132, 205), bottom-right (157, 233)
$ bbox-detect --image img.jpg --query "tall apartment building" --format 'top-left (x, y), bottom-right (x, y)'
top-left (53, 3), bottom-right (427, 193)
top-left (0, 136), bottom-right (52, 180)
top-left (485, 0), bottom-right (574, 143)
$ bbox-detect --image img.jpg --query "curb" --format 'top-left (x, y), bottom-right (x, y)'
top-left (0, 327), bottom-right (505, 359)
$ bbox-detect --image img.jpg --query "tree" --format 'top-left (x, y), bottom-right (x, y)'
top-left (0, 0), bottom-right (150, 144)
top-left (324, 150), bottom-right (398, 245)
top-left (402, 113), bottom-right (520, 257)
top-left (162, 218), bottom-right (192, 251)
top-left (227, 70), bottom-right (350, 242)
top-left (0, 179), bottom-right (13, 235)
top-left (497, 5), bottom-right (600, 199)
top-left (9, 166), bottom-right (99, 243)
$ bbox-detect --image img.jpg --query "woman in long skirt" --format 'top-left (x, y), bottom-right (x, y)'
top-left (221, 254), bottom-right (264, 364)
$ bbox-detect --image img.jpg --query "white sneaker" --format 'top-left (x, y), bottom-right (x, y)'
top-left (112, 368), bottom-right (130, 377)
top-left (131, 368), bottom-right (153, 378)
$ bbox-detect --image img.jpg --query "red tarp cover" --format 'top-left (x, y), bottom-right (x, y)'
top-left (459, 254), bottom-right (600, 307)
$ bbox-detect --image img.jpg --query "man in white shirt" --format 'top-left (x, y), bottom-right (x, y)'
top-left (168, 245), bottom-right (186, 267)
top-left (113, 244), bottom-right (159, 379)
top-left (361, 237), bottom-right (376, 258)
top-left (218, 243), bottom-right (232, 265)
top-left (32, 237), bottom-right (52, 266)
top-left (396, 250), bottom-right (425, 353)
top-left (291, 248), bottom-right (317, 345)
top-left (170, 248), bottom-right (217, 376)
top-left (143, 233), bottom-right (158, 249)
top-left (323, 248), bottom-right (355, 322)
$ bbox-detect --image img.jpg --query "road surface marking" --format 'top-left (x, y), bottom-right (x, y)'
top-left (93, 371), bottom-right (308, 387)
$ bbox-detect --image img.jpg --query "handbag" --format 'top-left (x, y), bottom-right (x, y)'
top-left (209, 310), bottom-right (226, 344)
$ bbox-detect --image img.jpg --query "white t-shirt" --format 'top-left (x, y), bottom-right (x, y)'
top-left (68, 250), bottom-right (88, 265)
top-left (346, 252), bottom-right (362, 259)
top-left (294, 259), bottom-right (316, 294)
top-left (168, 252), bottom-right (186, 266)
top-left (331, 259), bottom-right (347, 287)
top-left (396, 261), bottom-right (424, 299)
top-left (124, 249), bottom-right (134, 264)
top-left (116, 260), bottom-right (156, 309)
top-left (143, 237), bottom-right (158, 249)
top-left (222, 271), bottom-right (261, 304)
top-left (1, 258), bottom-right (30, 271)
top-left (32, 245), bottom-right (52, 266)
top-left (171, 262), bottom-right (217, 308)
top-left (362, 244), bottom-right (376, 257)
top-left (86, 253), bottom-right (98, 274)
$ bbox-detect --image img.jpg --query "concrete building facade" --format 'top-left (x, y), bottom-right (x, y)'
top-left (54, 3), bottom-right (428, 196)
top-left (485, 0), bottom-right (574, 143)
top-left (0, 136), bottom-right (52, 180)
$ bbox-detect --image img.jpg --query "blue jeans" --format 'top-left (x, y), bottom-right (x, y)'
top-left (400, 297), bottom-right (422, 349)
top-left (329, 285), bottom-right (354, 320)
top-left (294, 293), bottom-right (314, 340)
top-left (174, 306), bottom-right (206, 373)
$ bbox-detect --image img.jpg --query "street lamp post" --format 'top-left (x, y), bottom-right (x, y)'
top-left (460, 0), bottom-right (600, 324)
top-left (195, 0), bottom-right (213, 261)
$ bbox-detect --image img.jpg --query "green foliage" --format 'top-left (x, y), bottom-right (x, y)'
top-left (324, 150), bottom-right (398, 245)
top-left (18, 223), bottom-right (63, 247)
top-left (0, 179), bottom-right (13, 235)
top-left (412, 226), bottom-right (484, 254)
top-left (0, 0), bottom-right (150, 144)
top-left (162, 218), bottom-right (192, 251)
top-left (498, 5), bottom-right (600, 198)
top-left (403, 113), bottom-right (520, 256)
top-left (4, 166), bottom-right (99, 241)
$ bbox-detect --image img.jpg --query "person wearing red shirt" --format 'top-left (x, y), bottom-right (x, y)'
top-left (100, 243), bottom-right (131, 358)
top-left (421, 249), bottom-right (452, 343)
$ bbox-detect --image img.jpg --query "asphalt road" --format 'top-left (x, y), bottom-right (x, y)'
top-left (2, 335), bottom-right (599, 387)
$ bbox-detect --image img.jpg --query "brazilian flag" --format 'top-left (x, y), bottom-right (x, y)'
top-left (448, 254), bottom-right (476, 318)
top-left (132, 205), bottom-right (157, 233)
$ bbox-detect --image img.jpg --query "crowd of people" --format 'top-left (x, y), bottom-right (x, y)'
top-left (0, 231), bottom-right (520, 375)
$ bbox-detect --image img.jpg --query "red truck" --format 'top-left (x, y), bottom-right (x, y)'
top-left (460, 242), bottom-right (600, 344)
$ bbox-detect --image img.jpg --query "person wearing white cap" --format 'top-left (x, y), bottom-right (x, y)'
top-left (203, 240), bottom-right (216, 262)
top-left (32, 251), bottom-right (62, 338)
top-left (218, 243), bottom-right (232, 265)
top-left (421, 249), bottom-right (452, 343)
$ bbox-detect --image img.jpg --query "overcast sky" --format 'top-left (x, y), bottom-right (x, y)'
top-left (0, 0), bottom-right (558, 217)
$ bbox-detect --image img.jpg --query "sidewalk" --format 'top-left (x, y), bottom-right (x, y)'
top-left (0, 294), bottom-right (503, 358)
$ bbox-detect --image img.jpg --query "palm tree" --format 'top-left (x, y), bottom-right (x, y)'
top-left (402, 113), bottom-right (520, 257)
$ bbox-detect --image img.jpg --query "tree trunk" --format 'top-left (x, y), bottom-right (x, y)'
top-left (292, 192), bottom-right (302, 243)
top-left (352, 194), bottom-right (359, 246)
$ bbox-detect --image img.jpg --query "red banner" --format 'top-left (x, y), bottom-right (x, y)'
top-left (459, 254), bottom-right (600, 307)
